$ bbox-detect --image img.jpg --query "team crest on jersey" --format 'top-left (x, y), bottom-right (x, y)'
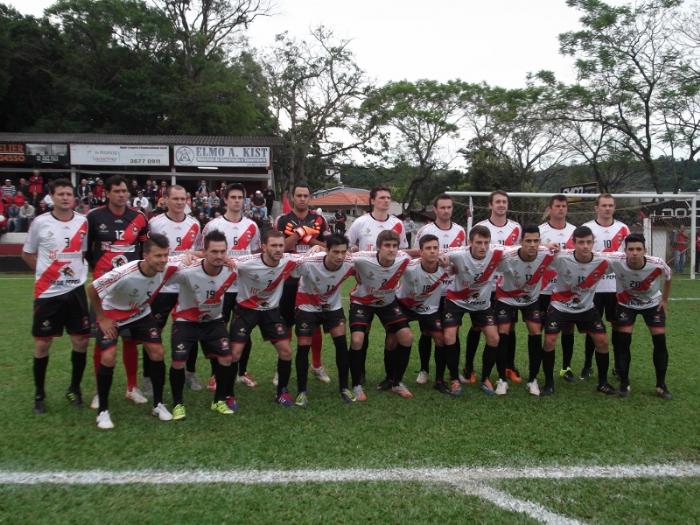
top-left (61, 266), bottom-right (75, 277)
top-left (132, 225), bottom-right (139, 233)
top-left (111, 254), bottom-right (128, 267)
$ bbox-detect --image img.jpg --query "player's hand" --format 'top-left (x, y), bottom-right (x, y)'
top-left (293, 226), bottom-right (312, 244)
top-left (303, 225), bottom-right (321, 239)
top-left (97, 316), bottom-right (118, 340)
top-left (181, 252), bottom-right (196, 266)
top-left (307, 245), bottom-right (323, 254)
top-left (659, 301), bottom-right (668, 314)
top-left (546, 242), bottom-right (560, 253)
top-left (350, 246), bottom-right (359, 253)
top-left (438, 254), bottom-right (450, 268)
top-left (224, 257), bottom-right (237, 269)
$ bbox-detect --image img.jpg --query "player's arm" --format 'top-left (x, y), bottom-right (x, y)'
top-left (403, 248), bottom-right (420, 258)
top-left (21, 251), bottom-right (37, 270)
top-left (21, 219), bottom-right (39, 270)
top-left (87, 282), bottom-right (117, 340)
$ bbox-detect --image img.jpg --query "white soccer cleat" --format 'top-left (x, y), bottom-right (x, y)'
top-left (151, 403), bottom-right (173, 421)
top-left (90, 394), bottom-right (99, 410)
top-left (126, 387), bottom-right (148, 404)
top-left (495, 379), bottom-right (509, 396)
top-left (352, 385), bottom-right (367, 401)
top-left (272, 371), bottom-right (279, 387)
top-left (526, 380), bottom-right (541, 397)
top-left (391, 382), bottom-right (414, 399)
top-left (96, 410), bottom-right (114, 430)
top-left (236, 372), bottom-right (258, 388)
top-left (416, 370), bottom-right (429, 385)
top-left (185, 371), bottom-right (203, 391)
top-left (141, 377), bottom-right (153, 398)
top-left (311, 366), bottom-right (331, 384)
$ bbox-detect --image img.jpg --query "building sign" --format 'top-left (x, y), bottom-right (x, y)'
top-left (560, 182), bottom-right (599, 194)
top-left (0, 143), bottom-right (69, 166)
top-left (70, 144), bottom-right (169, 166)
top-left (174, 145), bottom-right (270, 167)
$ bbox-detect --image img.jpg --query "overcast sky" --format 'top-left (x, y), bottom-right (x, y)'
top-left (5, 0), bottom-right (623, 88)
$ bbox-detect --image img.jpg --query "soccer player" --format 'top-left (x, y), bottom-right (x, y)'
top-left (582, 194), bottom-right (630, 379)
top-left (412, 194), bottom-right (466, 385)
top-left (469, 190), bottom-right (522, 384)
top-left (605, 234), bottom-right (672, 399)
top-left (397, 234), bottom-right (460, 396)
top-left (349, 230), bottom-right (413, 400)
top-left (276, 182), bottom-right (331, 384)
top-left (148, 184), bottom-right (202, 392)
top-left (168, 230), bottom-right (238, 418)
top-left (88, 234), bottom-right (184, 429)
top-left (200, 183), bottom-right (261, 389)
top-left (441, 225), bottom-right (504, 396)
top-left (542, 225), bottom-right (617, 396)
top-left (495, 225), bottom-right (556, 396)
top-left (86, 175), bottom-right (149, 406)
top-left (22, 179), bottom-right (90, 413)
top-left (538, 195), bottom-right (577, 382)
top-left (293, 233), bottom-right (357, 407)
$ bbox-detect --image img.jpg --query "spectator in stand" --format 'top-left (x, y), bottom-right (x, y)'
top-left (263, 184), bottom-right (275, 217)
top-left (93, 178), bottom-right (106, 204)
top-left (185, 192), bottom-right (192, 215)
top-left (403, 215), bottom-right (416, 246)
top-left (197, 179), bottom-right (209, 196)
top-left (154, 196), bottom-right (167, 215)
top-left (129, 179), bottom-right (140, 197)
top-left (77, 178), bottom-right (91, 201)
top-left (2, 179), bottom-right (16, 203)
top-left (334, 209), bottom-right (347, 234)
top-left (196, 211), bottom-right (208, 227)
top-left (216, 181), bottom-right (227, 200)
top-left (36, 201), bottom-right (50, 216)
top-left (41, 192), bottom-right (53, 209)
top-left (28, 170), bottom-right (43, 196)
top-left (7, 203), bottom-right (20, 232)
top-left (251, 190), bottom-right (267, 222)
top-left (209, 192), bottom-right (221, 215)
top-left (157, 180), bottom-right (168, 201)
top-left (132, 190), bottom-right (150, 214)
top-left (145, 179), bottom-right (157, 206)
top-left (13, 191), bottom-right (26, 208)
top-left (17, 177), bottom-right (29, 196)
top-left (30, 191), bottom-right (43, 208)
top-left (0, 199), bottom-right (7, 234)
top-left (19, 201), bottom-right (35, 231)
top-left (672, 226), bottom-right (689, 273)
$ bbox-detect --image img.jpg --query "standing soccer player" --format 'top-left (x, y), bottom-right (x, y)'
top-left (168, 230), bottom-right (238, 418)
top-left (605, 234), bottom-right (673, 399)
top-left (148, 185), bottom-right (202, 392)
top-left (293, 234), bottom-right (357, 407)
top-left (200, 183), bottom-right (261, 389)
top-left (542, 226), bottom-right (617, 396)
top-left (538, 195), bottom-right (577, 382)
top-left (412, 194), bottom-right (466, 385)
top-left (581, 194), bottom-right (630, 380)
top-left (88, 234), bottom-right (183, 429)
top-left (86, 175), bottom-right (149, 406)
top-left (22, 179), bottom-right (90, 413)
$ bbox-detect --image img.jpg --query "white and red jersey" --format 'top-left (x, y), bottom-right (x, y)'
top-left (496, 246), bottom-right (556, 307)
top-left (350, 250), bottom-right (411, 306)
top-left (347, 213), bottom-right (408, 251)
top-left (199, 215), bottom-right (260, 294)
top-left (474, 218), bottom-right (521, 246)
top-left (582, 219), bottom-right (630, 293)
top-left (604, 252), bottom-right (671, 310)
top-left (170, 261), bottom-right (237, 322)
top-left (294, 253), bottom-right (355, 312)
top-left (396, 259), bottom-right (451, 315)
top-left (234, 253), bottom-right (302, 310)
top-left (539, 221), bottom-right (576, 294)
top-left (148, 213), bottom-right (201, 293)
top-left (549, 250), bottom-right (614, 314)
top-left (444, 246), bottom-right (505, 311)
top-left (92, 257), bottom-right (183, 326)
top-left (23, 212), bottom-right (88, 299)
top-left (414, 222), bottom-right (466, 251)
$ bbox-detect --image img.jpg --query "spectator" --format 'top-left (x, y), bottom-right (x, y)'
top-left (251, 190), bottom-right (267, 219)
top-left (263, 184), bottom-right (275, 217)
top-left (41, 192), bottom-right (54, 209)
top-left (132, 191), bottom-right (150, 214)
top-left (28, 170), bottom-right (43, 196)
top-left (29, 191), bottom-right (43, 208)
top-left (0, 199), bottom-right (6, 234)
top-left (209, 193), bottom-right (221, 215)
top-left (77, 178), bottom-right (91, 200)
top-left (144, 179), bottom-right (157, 206)
top-left (36, 201), bottom-right (50, 216)
top-left (403, 215), bottom-right (416, 246)
top-left (216, 181), bottom-right (227, 200)
top-left (17, 177), bottom-right (29, 196)
top-left (93, 178), bottom-right (105, 204)
top-left (13, 191), bottom-right (26, 208)
top-left (157, 180), bottom-right (168, 201)
top-left (185, 192), bottom-right (192, 215)
top-left (7, 203), bottom-right (20, 232)
top-left (196, 211), bottom-right (209, 227)
top-left (19, 201), bottom-right (35, 231)
top-left (129, 178), bottom-right (140, 197)
top-left (154, 196), bottom-right (167, 215)
top-left (672, 226), bottom-right (689, 273)
top-left (197, 179), bottom-right (209, 196)
top-left (334, 208), bottom-right (347, 234)
top-left (2, 179), bottom-right (16, 202)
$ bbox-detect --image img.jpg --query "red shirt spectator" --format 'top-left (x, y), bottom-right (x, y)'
top-left (28, 172), bottom-right (43, 195)
top-left (13, 192), bottom-right (26, 207)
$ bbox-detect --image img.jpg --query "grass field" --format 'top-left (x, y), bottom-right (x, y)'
top-left (0, 275), bottom-right (698, 524)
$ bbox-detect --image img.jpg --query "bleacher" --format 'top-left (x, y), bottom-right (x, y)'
top-left (0, 232), bottom-right (28, 271)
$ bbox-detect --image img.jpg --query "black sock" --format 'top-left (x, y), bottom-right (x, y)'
top-left (652, 333), bottom-right (668, 388)
top-left (383, 344), bottom-right (390, 380)
top-left (561, 332), bottom-right (574, 369)
top-left (434, 345), bottom-right (446, 382)
top-left (446, 343), bottom-right (459, 381)
top-left (210, 358), bottom-right (216, 377)
top-left (508, 329), bottom-right (516, 369)
top-left (97, 364), bottom-right (114, 412)
top-left (395, 344), bottom-right (412, 383)
top-left (333, 335), bottom-right (350, 391)
top-left (214, 362), bottom-right (232, 401)
top-left (186, 345), bottom-right (197, 373)
top-left (542, 350), bottom-right (555, 388)
top-left (595, 351), bottom-right (609, 386)
top-left (584, 334), bottom-right (594, 369)
top-left (496, 333), bottom-right (508, 380)
top-left (611, 331), bottom-right (621, 373)
top-left (150, 360), bottom-right (165, 406)
top-left (238, 339), bottom-right (252, 375)
top-left (277, 358), bottom-right (292, 395)
top-left (70, 351), bottom-right (86, 393)
top-left (527, 334), bottom-right (542, 382)
top-left (33, 356), bottom-right (49, 400)
top-left (296, 345), bottom-right (311, 393)
top-left (170, 367), bottom-right (185, 405)
top-left (349, 349), bottom-right (363, 387)
top-left (360, 337), bottom-right (369, 381)
top-left (466, 329), bottom-right (480, 373)
top-left (481, 344), bottom-right (496, 381)
top-left (142, 349), bottom-right (151, 378)
top-left (418, 334), bottom-right (431, 372)
top-left (230, 361), bottom-right (238, 397)
top-left (614, 332), bottom-right (632, 387)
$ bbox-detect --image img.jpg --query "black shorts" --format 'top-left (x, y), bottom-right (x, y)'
top-left (171, 320), bottom-right (231, 362)
top-left (150, 292), bottom-right (178, 328)
top-left (222, 292), bottom-right (238, 325)
top-left (594, 292), bottom-right (617, 322)
top-left (279, 277), bottom-right (299, 327)
top-left (492, 291), bottom-right (517, 322)
top-left (32, 287), bottom-right (91, 338)
top-left (295, 308), bottom-right (345, 337)
top-left (230, 306), bottom-right (289, 343)
top-left (349, 301), bottom-right (409, 334)
top-left (494, 300), bottom-right (543, 326)
top-left (399, 304), bottom-right (443, 335)
top-left (544, 306), bottom-right (606, 335)
top-left (442, 300), bottom-right (496, 328)
top-left (539, 294), bottom-right (552, 314)
top-left (615, 304), bottom-right (666, 328)
top-left (96, 314), bottom-right (161, 351)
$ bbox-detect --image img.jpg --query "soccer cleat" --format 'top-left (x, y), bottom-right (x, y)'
top-left (579, 366), bottom-right (593, 380)
top-left (65, 390), bottom-right (83, 407)
top-left (376, 378), bottom-right (392, 391)
top-left (272, 372), bottom-right (279, 387)
top-left (655, 386), bottom-right (673, 400)
top-left (391, 382), bottom-right (414, 399)
top-left (505, 368), bottom-right (522, 384)
top-left (433, 381), bottom-right (451, 396)
top-left (295, 391), bottom-right (309, 408)
top-left (96, 410), bottom-right (114, 430)
top-left (275, 389), bottom-right (294, 407)
top-left (172, 403), bottom-right (187, 421)
top-left (311, 366), bottom-right (331, 384)
top-left (152, 403), bottom-right (173, 421)
top-left (596, 383), bottom-right (617, 396)
top-left (495, 379), bottom-right (509, 396)
top-left (540, 385), bottom-right (555, 396)
top-left (618, 385), bottom-right (631, 398)
top-left (459, 368), bottom-right (477, 384)
top-left (141, 377), bottom-right (153, 398)
top-left (480, 379), bottom-right (495, 396)
top-left (236, 372), bottom-right (258, 388)
top-left (126, 387), bottom-right (148, 405)
top-left (185, 371), bottom-right (203, 391)
top-left (353, 385), bottom-right (367, 402)
top-left (416, 370), bottom-right (429, 385)
top-left (225, 396), bottom-right (239, 412)
top-left (33, 399), bottom-right (46, 414)
top-left (207, 375), bottom-right (216, 392)
top-left (90, 394), bottom-right (99, 410)
top-left (526, 380), bottom-right (541, 397)
top-left (450, 379), bottom-right (464, 397)
top-left (210, 400), bottom-right (234, 415)
top-left (559, 367), bottom-right (576, 383)
top-left (339, 388), bottom-right (356, 404)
